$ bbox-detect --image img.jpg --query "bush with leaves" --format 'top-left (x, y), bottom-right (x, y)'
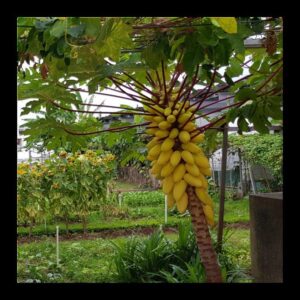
top-left (111, 222), bottom-right (251, 283)
top-left (228, 133), bottom-right (283, 188)
top-left (17, 150), bottom-right (116, 234)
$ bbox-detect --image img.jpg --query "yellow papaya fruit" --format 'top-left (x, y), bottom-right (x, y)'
top-left (178, 112), bottom-right (192, 123)
top-left (167, 115), bottom-right (176, 123)
top-left (191, 133), bottom-right (205, 143)
top-left (194, 154), bottom-right (210, 169)
top-left (144, 115), bottom-right (154, 121)
top-left (161, 138), bottom-right (175, 152)
top-left (183, 173), bottom-right (202, 187)
top-left (150, 162), bottom-right (163, 175)
top-left (157, 149), bottom-right (173, 166)
top-left (146, 137), bottom-right (160, 150)
top-left (169, 128), bottom-right (179, 139)
top-left (176, 192), bottom-right (188, 213)
top-left (199, 167), bottom-right (212, 177)
top-left (170, 151), bottom-right (181, 167)
top-left (167, 193), bottom-right (175, 208)
top-left (153, 116), bottom-right (165, 123)
top-left (155, 130), bottom-right (169, 138)
top-left (179, 131), bottom-right (190, 144)
top-left (162, 175), bottom-right (174, 194)
top-left (173, 163), bottom-right (186, 182)
top-left (182, 122), bottom-right (195, 132)
top-left (146, 128), bottom-right (156, 135)
top-left (161, 162), bottom-right (175, 178)
top-left (173, 179), bottom-right (187, 201)
top-left (185, 163), bottom-right (200, 177)
top-left (203, 204), bottom-right (214, 227)
top-left (164, 107), bottom-right (172, 116)
top-left (182, 143), bottom-right (201, 154)
top-left (195, 188), bottom-right (214, 207)
top-left (181, 150), bottom-right (194, 164)
top-left (198, 172), bottom-right (208, 189)
top-left (148, 144), bottom-right (161, 158)
top-left (158, 121), bottom-right (172, 130)
top-left (173, 110), bottom-right (179, 116)
top-left (146, 154), bottom-right (156, 161)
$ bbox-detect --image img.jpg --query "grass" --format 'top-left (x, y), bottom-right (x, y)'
top-left (114, 180), bottom-right (141, 191)
top-left (17, 197), bottom-right (249, 237)
top-left (17, 227), bottom-right (250, 283)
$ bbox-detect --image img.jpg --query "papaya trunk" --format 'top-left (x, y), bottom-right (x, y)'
top-left (187, 186), bottom-right (222, 283)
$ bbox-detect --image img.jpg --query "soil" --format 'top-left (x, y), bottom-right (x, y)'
top-left (17, 226), bottom-right (179, 244)
top-left (17, 222), bottom-right (249, 244)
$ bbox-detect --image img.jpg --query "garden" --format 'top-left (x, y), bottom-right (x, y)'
top-left (17, 17), bottom-right (283, 283)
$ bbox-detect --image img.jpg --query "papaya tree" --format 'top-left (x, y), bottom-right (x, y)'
top-left (17, 16), bottom-right (283, 282)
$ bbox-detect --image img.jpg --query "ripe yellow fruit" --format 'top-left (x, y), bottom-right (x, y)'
top-left (178, 112), bottom-right (192, 123)
top-left (161, 162), bottom-right (175, 178)
top-left (148, 144), bottom-right (161, 158)
top-left (183, 173), bottom-right (202, 187)
top-left (153, 116), bottom-right (165, 123)
top-left (185, 163), bottom-right (200, 177)
top-left (169, 128), bottom-right (179, 139)
top-left (195, 188), bottom-right (214, 207)
top-left (191, 134), bottom-right (205, 143)
top-left (159, 121), bottom-right (172, 130)
top-left (162, 175), bottom-right (174, 194)
top-left (153, 105), bottom-right (165, 114)
top-left (167, 193), bottom-right (175, 208)
top-left (194, 154), bottom-right (210, 168)
top-left (146, 154), bottom-right (156, 161)
top-left (182, 122), bottom-right (195, 132)
top-left (203, 204), bottom-right (214, 227)
top-left (173, 163), bottom-right (186, 182)
top-left (157, 149), bottom-right (173, 166)
top-left (170, 151), bottom-right (181, 167)
top-left (199, 167), bottom-right (212, 177)
top-left (181, 150), bottom-right (194, 164)
top-left (161, 138), bottom-right (175, 152)
top-left (150, 162), bottom-right (163, 175)
top-left (175, 103), bottom-right (180, 109)
top-left (164, 107), bottom-right (172, 116)
top-left (176, 192), bottom-right (188, 213)
top-left (173, 179), bottom-right (187, 201)
top-left (167, 115), bottom-right (176, 123)
top-left (182, 143), bottom-right (201, 154)
top-left (146, 137), bottom-right (160, 150)
top-left (144, 115), bottom-right (154, 121)
top-left (155, 130), bottom-right (169, 138)
top-left (198, 172), bottom-right (208, 189)
top-left (146, 128), bottom-right (156, 135)
top-left (179, 131), bottom-right (190, 144)
top-left (173, 110), bottom-right (179, 116)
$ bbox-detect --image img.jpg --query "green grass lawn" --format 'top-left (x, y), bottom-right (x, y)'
top-left (18, 197), bottom-right (249, 237)
top-left (17, 227), bottom-right (250, 283)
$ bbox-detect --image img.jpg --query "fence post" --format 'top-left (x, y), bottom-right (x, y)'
top-left (164, 195), bottom-right (168, 224)
top-left (217, 124), bottom-right (228, 249)
top-left (56, 225), bottom-right (60, 266)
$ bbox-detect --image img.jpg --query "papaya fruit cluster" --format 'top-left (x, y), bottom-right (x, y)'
top-left (144, 93), bottom-right (215, 226)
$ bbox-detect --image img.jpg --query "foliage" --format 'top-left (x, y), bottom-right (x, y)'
top-left (17, 150), bottom-right (116, 232)
top-left (228, 133), bottom-right (283, 186)
top-left (17, 17), bottom-right (283, 152)
top-left (121, 190), bottom-right (164, 207)
top-left (111, 222), bottom-right (251, 283)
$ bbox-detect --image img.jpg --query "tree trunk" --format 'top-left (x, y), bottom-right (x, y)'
top-left (187, 186), bottom-right (223, 283)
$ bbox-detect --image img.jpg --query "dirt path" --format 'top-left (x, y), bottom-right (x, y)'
top-left (17, 222), bottom-right (249, 244)
top-left (17, 226), bottom-right (179, 244)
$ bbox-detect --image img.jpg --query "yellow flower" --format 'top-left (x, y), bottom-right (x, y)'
top-left (17, 169), bottom-right (27, 175)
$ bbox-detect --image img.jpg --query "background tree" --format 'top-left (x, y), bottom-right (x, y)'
top-left (17, 16), bottom-right (283, 282)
